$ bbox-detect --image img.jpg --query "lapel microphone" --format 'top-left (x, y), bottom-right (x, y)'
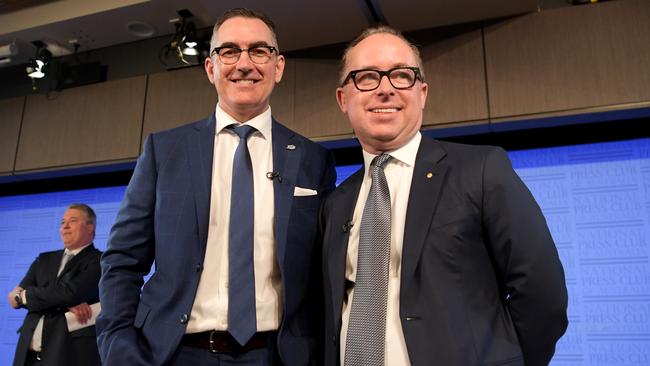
top-left (266, 171), bottom-right (283, 183)
top-left (342, 219), bottom-right (354, 233)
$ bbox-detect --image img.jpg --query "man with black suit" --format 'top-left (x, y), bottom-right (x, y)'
top-left (97, 8), bottom-right (336, 366)
top-left (8, 203), bottom-right (102, 366)
top-left (321, 26), bottom-right (568, 366)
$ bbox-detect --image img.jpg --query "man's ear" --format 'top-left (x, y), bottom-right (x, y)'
top-left (88, 223), bottom-right (96, 239)
top-left (419, 82), bottom-right (428, 108)
top-left (204, 57), bottom-right (216, 84)
top-left (274, 55), bottom-right (285, 83)
top-left (335, 87), bottom-right (347, 113)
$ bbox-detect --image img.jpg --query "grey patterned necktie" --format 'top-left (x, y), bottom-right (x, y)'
top-left (345, 153), bottom-right (392, 366)
top-left (57, 252), bottom-right (73, 277)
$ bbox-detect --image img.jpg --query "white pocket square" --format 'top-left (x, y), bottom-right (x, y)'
top-left (294, 186), bottom-right (318, 196)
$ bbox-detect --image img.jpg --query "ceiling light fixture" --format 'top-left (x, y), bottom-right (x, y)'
top-left (170, 9), bottom-right (199, 64)
top-left (26, 40), bottom-right (52, 79)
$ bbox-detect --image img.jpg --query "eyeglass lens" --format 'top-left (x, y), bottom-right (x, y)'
top-left (354, 68), bottom-right (417, 90)
top-left (217, 47), bottom-right (274, 64)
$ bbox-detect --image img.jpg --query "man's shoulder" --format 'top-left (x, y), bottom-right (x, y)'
top-left (82, 244), bottom-right (103, 258)
top-left (151, 116), bottom-right (213, 140)
top-left (424, 137), bottom-right (502, 160)
top-left (33, 249), bottom-right (63, 263)
top-left (273, 119), bottom-right (328, 153)
top-left (38, 249), bottom-right (63, 257)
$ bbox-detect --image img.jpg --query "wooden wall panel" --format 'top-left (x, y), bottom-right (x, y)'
top-left (15, 76), bottom-right (146, 171)
top-left (142, 66), bottom-right (216, 144)
top-left (420, 27), bottom-right (489, 127)
top-left (270, 58), bottom-right (295, 128)
top-left (293, 59), bottom-right (351, 140)
top-left (0, 97), bottom-right (24, 174)
top-left (144, 61), bottom-right (295, 145)
top-left (485, 0), bottom-right (650, 119)
top-left (379, 0), bottom-right (537, 33)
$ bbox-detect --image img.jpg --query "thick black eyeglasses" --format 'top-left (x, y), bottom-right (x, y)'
top-left (342, 67), bottom-right (423, 91)
top-left (210, 45), bottom-right (278, 65)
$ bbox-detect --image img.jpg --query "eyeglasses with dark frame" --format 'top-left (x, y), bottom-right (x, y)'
top-left (342, 67), bottom-right (423, 91)
top-left (210, 45), bottom-right (278, 65)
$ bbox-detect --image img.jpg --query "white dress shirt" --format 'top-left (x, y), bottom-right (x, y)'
top-left (186, 104), bottom-right (281, 333)
top-left (341, 132), bottom-right (422, 365)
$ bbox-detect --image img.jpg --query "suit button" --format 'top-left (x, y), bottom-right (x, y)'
top-left (180, 314), bottom-right (188, 324)
top-left (332, 335), bottom-right (336, 344)
top-left (196, 263), bottom-right (203, 272)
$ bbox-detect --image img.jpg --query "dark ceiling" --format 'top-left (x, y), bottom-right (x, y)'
top-left (0, 0), bottom-right (573, 67)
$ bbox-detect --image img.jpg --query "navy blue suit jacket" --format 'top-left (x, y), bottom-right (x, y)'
top-left (322, 137), bottom-right (568, 366)
top-left (97, 115), bottom-right (336, 365)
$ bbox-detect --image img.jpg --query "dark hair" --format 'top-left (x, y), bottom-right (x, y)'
top-left (340, 25), bottom-right (424, 83)
top-left (210, 8), bottom-right (279, 51)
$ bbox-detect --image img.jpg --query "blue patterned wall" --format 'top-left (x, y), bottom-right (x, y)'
top-left (1, 137), bottom-right (649, 365)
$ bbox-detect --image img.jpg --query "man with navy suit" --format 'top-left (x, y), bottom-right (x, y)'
top-left (97, 8), bottom-right (335, 366)
top-left (321, 26), bottom-right (568, 366)
top-left (8, 203), bottom-right (102, 366)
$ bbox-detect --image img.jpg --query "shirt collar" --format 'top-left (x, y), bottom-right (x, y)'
top-left (362, 132), bottom-right (421, 172)
top-left (65, 242), bottom-right (91, 256)
top-left (214, 104), bottom-right (272, 140)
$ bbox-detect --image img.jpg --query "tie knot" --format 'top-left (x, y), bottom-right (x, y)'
top-left (371, 153), bottom-right (392, 169)
top-left (230, 124), bottom-right (256, 140)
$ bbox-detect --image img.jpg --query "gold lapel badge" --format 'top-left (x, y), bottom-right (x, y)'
top-left (426, 172), bottom-right (433, 179)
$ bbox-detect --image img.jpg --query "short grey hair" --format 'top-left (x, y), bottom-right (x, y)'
top-left (209, 8), bottom-right (280, 52)
top-left (67, 203), bottom-right (96, 238)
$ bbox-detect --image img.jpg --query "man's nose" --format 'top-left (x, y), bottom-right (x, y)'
top-left (376, 75), bottom-right (395, 95)
top-left (235, 50), bottom-right (254, 70)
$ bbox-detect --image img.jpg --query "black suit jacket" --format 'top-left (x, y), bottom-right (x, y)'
top-left (14, 245), bottom-right (102, 366)
top-left (322, 137), bottom-right (568, 366)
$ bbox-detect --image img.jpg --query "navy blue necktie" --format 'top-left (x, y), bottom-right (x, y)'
top-left (228, 124), bottom-right (257, 346)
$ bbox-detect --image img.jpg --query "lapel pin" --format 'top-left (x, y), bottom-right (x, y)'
top-left (286, 144), bottom-right (296, 150)
top-left (426, 172), bottom-right (433, 179)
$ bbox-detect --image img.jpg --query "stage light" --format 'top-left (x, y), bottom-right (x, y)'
top-left (165, 9), bottom-right (204, 65)
top-left (26, 41), bottom-right (51, 79)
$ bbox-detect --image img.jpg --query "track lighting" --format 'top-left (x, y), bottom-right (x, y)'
top-left (170, 9), bottom-right (199, 64)
top-left (26, 41), bottom-right (52, 79)
top-left (159, 9), bottom-right (208, 67)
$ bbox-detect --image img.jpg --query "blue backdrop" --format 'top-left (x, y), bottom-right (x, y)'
top-left (1, 137), bottom-right (649, 365)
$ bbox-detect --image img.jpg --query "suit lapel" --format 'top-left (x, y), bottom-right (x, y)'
top-left (326, 169), bottom-right (363, 329)
top-left (57, 244), bottom-right (97, 278)
top-left (51, 250), bottom-right (65, 280)
top-left (271, 120), bottom-right (300, 266)
top-left (401, 137), bottom-right (448, 283)
top-left (187, 115), bottom-right (216, 255)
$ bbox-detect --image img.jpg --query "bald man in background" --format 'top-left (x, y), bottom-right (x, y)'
top-left (321, 25), bottom-right (568, 366)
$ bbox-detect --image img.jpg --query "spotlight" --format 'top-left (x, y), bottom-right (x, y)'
top-left (181, 22), bottom-right (199, 56)
top-left (168, 9), bottom-right (201, 64)
top-left (26, 41), bottom-right (52, 79)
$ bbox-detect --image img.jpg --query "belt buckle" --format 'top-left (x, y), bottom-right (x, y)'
top-left (208, 330), bottom-right (219, 353)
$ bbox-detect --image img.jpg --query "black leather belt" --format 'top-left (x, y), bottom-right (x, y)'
top-left (181, 330), bottom-right (276, 353)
